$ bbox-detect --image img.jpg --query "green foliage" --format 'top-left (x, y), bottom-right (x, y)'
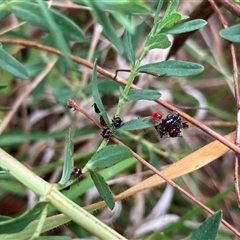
top-left (0, 0), bottom-right (232, 239)
top-left (123, 27), bottom-right (135, 66)
top-left (58, 129), bottom-right (74, 185)
top-left (0, 44), bottom-right (28, 79)
top-left (190, 211), bottom-right (222, 240)
top-left (92, 59), bottom-right (111, 127)
top-left (83, 145), bottom-right (132, 172)
top-left (11, 2), bottom-right (84, 42)
top-left (82, 1), bottom-right (123, 53)
top-left (117, 117), bottom-right (155, 131)
top-left (0, 202), bottom-right (48, 234)
top-left (220, 24), bottom-right (240, 43)
top-left (144, 33), bottom-right (171, 50)
top-left (163, 19), bottom-right (207, 34)
top-left (127, 89), bottom-right (161, 101)
top-left (90, 170), bottom-right (115, 210)
top-left (138, 60), bottom-right (204, 77)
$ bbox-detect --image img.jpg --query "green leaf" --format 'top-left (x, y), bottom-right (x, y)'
top-left (190, 210), bottom-right (222, 240)
top-left (118, 117), bottom-right (155, 131)
top-left (123, 27), bottom-right (135, 66)
top-left (84, 1), bottom-right (123, 53)
top-left (33, 237), bottom-right (70, 240)
top-left (219, 24), bottom-right (240, 43)
top-left (157, 11), bottom-right (182, 32)
top-left (163, 19), bottom-right (207, 34)
top-left (58, 128), bottom-right (74, 185)
top-left (0, 46), bottom-right (28, 79)
top-left (0, 128), bottom-right (96, 146)
top-left (11, 2), bottom-right (84, 42)
top-left (144, 34), bottom-right (171, 50)
top-left (0, 106), bottom-right (11, 111)
top-left (153, 1), bottom-right (164, 27)
top-left (92, 59), bottom-right (111, 127)
top-left (83, 145), bottom-right (132, 172)
top-left (99, 1), bottom-right (151, 14)
top-left (0, 84), bottom-right (7, 89)
top-left (0, 201), bottom-right (48, 234)
top-left (138, 60), bottom-right (204, 77)
top-left (0, 10), bottom-right (10, 19)
top-left (53, 89), bottom-right (76, 105)
top-left (111, 11), bottom-right (135, 34)
top-left (36, 0), bottom-right (72, 68)
top-left (166, 0), bottom-right (180, 14)
top-left (127, 89), bottom-right (161, 101)
top-left (90, 170), bottom-right (115, 210)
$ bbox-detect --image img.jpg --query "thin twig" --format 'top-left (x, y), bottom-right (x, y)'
top-left (111, 136), bottom-right (240, 237)
top-left (208, 0), bottom-right (240, 208)
top-left (70, 100), bottom-right (240, 237)
top-left (1, 38), bottom-right (240, 155)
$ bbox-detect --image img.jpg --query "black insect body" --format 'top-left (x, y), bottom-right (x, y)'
top-left (112, 117), bottom-right (123, 128)
top-left (92, 103), bottom-right (100, 114)
top-left (154, 123), bottom-right (168, 138)
top-left (72, 167), bottom-right (82, 179)
top-left (155, 111), bottom-right (188, 138)
top-left (101, 127), bottom-right (111, 139)
top-left (71, 167), bottom-right (82, 185)
top-left (181, 122), bottom-right (189, 129)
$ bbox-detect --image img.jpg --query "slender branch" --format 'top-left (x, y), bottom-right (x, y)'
top-left (208, 0), bottom-right (240, 208)
top-left (1, 38), bottom-right (240, 153)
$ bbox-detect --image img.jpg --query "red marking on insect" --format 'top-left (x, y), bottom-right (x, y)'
top-left (168, 128), bottom-right (181, 138)
top-left (154, 111), bottom-right (188, 138)
top-left (99, 115), bottom-right (107, 127)
top-left (151, 112), bottom-right (163, 123)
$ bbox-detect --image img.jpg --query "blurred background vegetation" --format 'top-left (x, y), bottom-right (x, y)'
top-left (0, 1), bottom-right (240, 239)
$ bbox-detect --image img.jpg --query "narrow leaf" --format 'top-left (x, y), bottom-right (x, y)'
top-left (145, 34), bottom-right (171, 50)
top-left (157, 11), bottom-right (181, 32)
top-left (138, 60), bottom-right (204, 77)
top-left (92, 59), bottom-right (111, 127)
top-left (11, 2), bottom-right (84, 42)
top-left (118, 117), bottom-right (155, 131)
top-left (127, 89), bottom-right (161, 101)
top-left (0, 84), bottom-right (7, 89)
top-left (90, 170), bottom-right (115, 210)
top-left (0, 201), bottom-right (48, 234)
top-left (219, 24), bottom-right (240, 43)
top-left (167, 0), bottom-right (180, 14)
top-left (153, 1), bottom-right (164, 26)
top-left (163, 19), bottom-right (207, 34)
top-left (111, 11), bottom-right (135, 34)
top-left (58, 128), bottom-right (74, 185)
top-left (84, 145), bottom-right (132, 171)
top-left (86, 2), bottom-right (123, 53)
top-left (0, 10), bottom-right (10, 19)
top-left (37, 0), bottom-right (72, 68)
top-left (98, 1), bottom-right (151, 14)
top-left (0, 47), bottom-right (28, 79)
top-left (190, 211), bottom-right (222, 240)
top-left (123, 27), bottom-right (135, 66)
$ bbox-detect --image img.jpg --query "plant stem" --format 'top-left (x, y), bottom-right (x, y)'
top-left (115, 49), bottom-right (148, 117)
top-left (0, 148), bottom-right (127, 239)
